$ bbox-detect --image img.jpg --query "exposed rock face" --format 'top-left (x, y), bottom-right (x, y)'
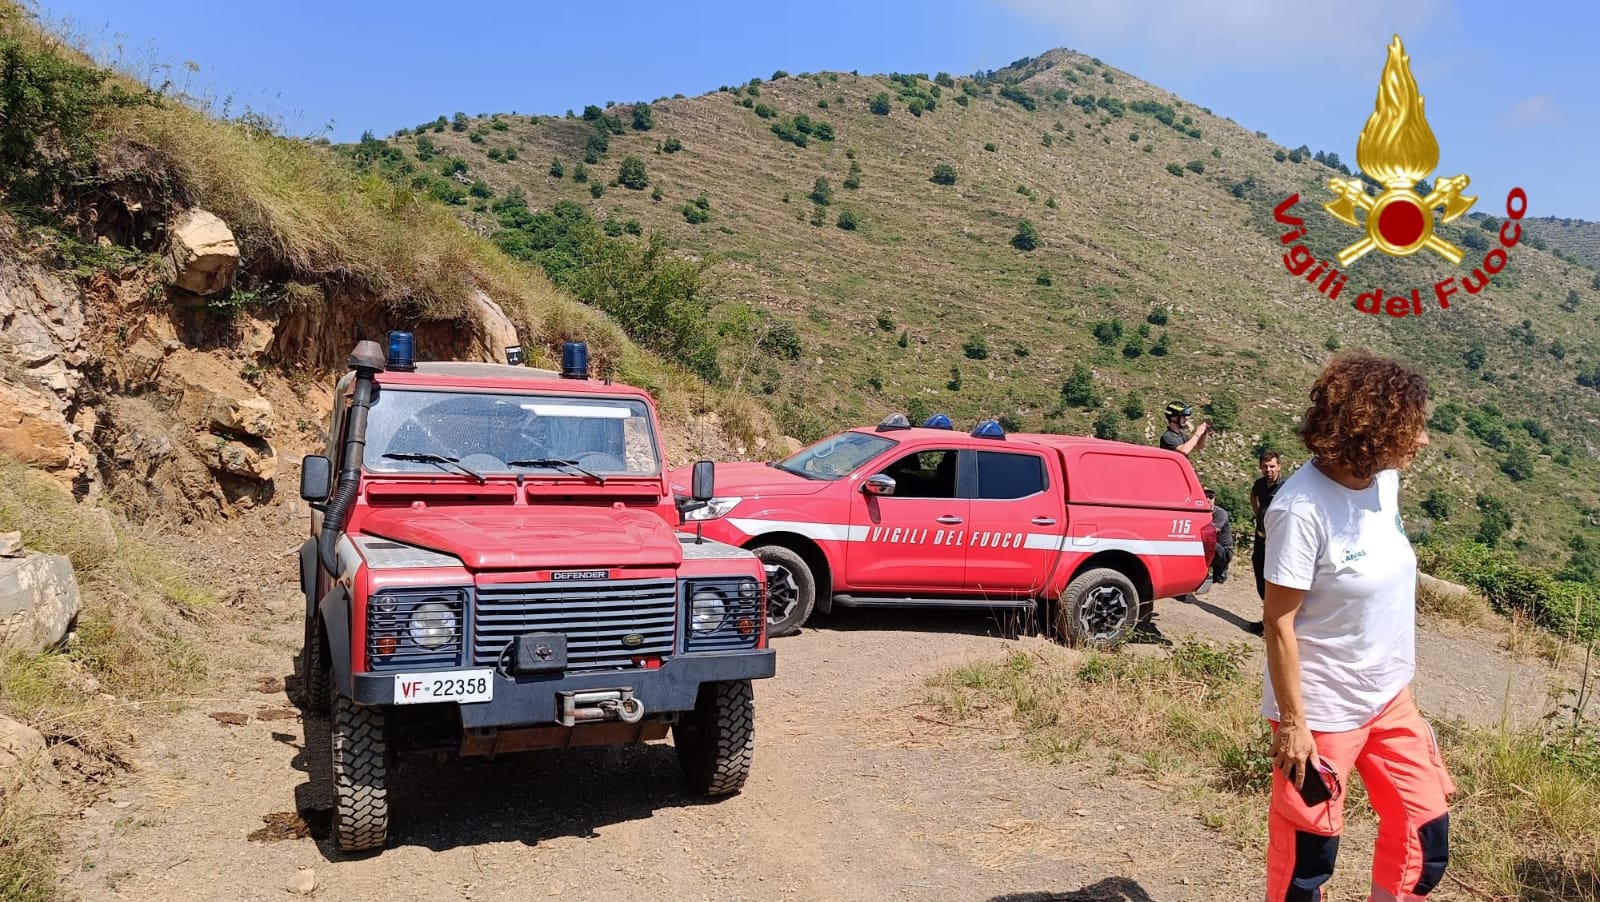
top-left (0, 262), bottom-right (94, 490)
top-left (0, 552), bottom-right (81, 654)
top-left (168, 209), bottom-right (239, 296)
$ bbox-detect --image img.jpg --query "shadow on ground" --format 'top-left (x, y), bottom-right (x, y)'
top-left (990, 877), bottom-right (1157, 901)
top-left (808, 604), bottom-right (1043, 640)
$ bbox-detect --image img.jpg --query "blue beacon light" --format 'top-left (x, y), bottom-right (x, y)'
top-left (923, 413), bottom-right (953, 429)
top-left (385, 331), bottom-right (415, 372)
top-left (972, 419), bottom-right (1006, 438)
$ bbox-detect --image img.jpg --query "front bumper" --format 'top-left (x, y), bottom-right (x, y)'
top-left (349, 649), bottom-right (776, 729)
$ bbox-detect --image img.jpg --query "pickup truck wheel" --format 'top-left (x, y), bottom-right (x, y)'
top-left (1057, 568), bottom-right (1140, 649)
top-left (674, 679), bottom-right (755, 797)
top-left (300, 614), bottom-right (330, 715)
top-left (753, 545), bottom-right (815, 638)
top-left (330, 692), bottom-right (389, 853)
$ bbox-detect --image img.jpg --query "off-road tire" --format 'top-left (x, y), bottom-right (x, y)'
top-left (1056, 567), bottom-right (1141, 649)
top-left (300, 614), bottom-right (330, 715)
top-left (753, 545), bottom-right (816, 638)
top-left (330, 692), bottom-right (389, 852)
top-left (675, 680), bottom-right (755, 796)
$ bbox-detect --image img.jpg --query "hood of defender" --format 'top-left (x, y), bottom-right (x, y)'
top-left (359, 505), bottom-right (682, 570)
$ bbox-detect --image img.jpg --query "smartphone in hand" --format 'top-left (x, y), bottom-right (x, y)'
top-left (1294, 756), bottom-right (1335, 806)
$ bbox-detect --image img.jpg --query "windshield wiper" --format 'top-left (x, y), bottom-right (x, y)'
top-left (506, 457), bottom-right (606, 485)
top-left (772, 461), bottom-right (822, 480)
top-left (381, 452), bottom-right (486, 484)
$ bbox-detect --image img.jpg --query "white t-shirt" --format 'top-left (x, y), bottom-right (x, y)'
top-left (1261, 463), bottom-right (1417, 731)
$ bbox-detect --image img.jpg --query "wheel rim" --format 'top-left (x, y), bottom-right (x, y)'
top-left (1076, 584), bottom-right (1129, 642)
top-left (764, 561), bottom-right (800, 625)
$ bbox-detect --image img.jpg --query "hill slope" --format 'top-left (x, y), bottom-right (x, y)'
top-left (361, 52), bottom-right (1600, 571)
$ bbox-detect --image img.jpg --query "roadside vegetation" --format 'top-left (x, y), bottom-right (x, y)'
top-left (0, 457), bottom-right (215, 900)
top-left (931, 641), bottom-right (1600, 901)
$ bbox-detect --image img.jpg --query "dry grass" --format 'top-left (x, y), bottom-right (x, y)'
top-left (932, 642), bottom-right (1600, 900)
top-left (0, 773), bottom-right (59, 902)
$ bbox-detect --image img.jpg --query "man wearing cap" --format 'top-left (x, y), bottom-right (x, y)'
top-left (1206, 488), bottom-right (1234, 584)
top-left (1160, 401), bottom-right (1211, 456)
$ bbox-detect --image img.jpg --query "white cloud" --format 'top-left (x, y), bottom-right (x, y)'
top-left (992, 0), bottom-right (1444, 69)
top-left (1497, 95), bottom-right (1560, 129)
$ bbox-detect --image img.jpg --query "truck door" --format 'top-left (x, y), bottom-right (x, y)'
top-left (960, 448), bottom-right (1064, 596)
top-left (846, 447), bottom-right (970, 592)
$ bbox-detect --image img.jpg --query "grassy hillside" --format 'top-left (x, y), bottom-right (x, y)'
top-left (354, 52), bottom-right (1600, 579)
top-left (1527, 215), bottom-right (1600, 273)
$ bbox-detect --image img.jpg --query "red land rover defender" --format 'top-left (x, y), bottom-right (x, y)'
top-left (298, 335), bottom-right (774, 852)
top-left (672, 415), bottom-right (1215, 646)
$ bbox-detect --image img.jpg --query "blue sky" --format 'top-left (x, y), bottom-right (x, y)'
top-left (35, 0), bottom-right (1600, 219)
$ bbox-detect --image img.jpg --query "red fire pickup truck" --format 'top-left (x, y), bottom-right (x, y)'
top-left (672, 416), bottom-right (1215, 647)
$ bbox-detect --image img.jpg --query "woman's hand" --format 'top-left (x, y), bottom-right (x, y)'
top-left (1270, 723), bottom-right (1318, 789)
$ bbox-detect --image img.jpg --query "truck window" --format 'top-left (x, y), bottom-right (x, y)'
top-left (973, 451), bottom-right (1046, 500)
top-left (878, 449), bottom-right (958, 498)
top-left (776, 431), bottom-right (897, 480)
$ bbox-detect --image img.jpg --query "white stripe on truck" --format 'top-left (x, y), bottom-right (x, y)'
top-left (729, 519), bottom-right (1204, 555)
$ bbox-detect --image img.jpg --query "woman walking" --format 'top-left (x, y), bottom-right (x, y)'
top-left (1262, 352), bottom-right (1455, 902)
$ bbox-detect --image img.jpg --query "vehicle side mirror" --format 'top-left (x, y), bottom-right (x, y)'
top-left (300, 455), bottom-right (333, 502)
top-left (862, 474), bottom-right (896, 496)
top-left (691, 460), bottom-right (715, 502)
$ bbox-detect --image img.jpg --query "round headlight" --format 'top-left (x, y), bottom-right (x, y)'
top-left (409, 601), bottom-right (458, 649)
top-left (691, 588), bottom-right (727, 633)
top-left (738, 580), bottom-right (759, 599)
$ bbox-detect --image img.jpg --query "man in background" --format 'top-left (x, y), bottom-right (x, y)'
top-left (1206, 487), bottom-right (1234, 584)
top-left (1245, 449), bottom-right (1284, 635)
top-left (1160, 401), bottom-right (1210, 457)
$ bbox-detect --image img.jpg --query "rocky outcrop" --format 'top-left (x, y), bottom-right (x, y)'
top-left (0, 551), bottom-right (81, 654)
top-left (0, 262), bottom-right (94, 490)
top-left (168, 209), bottom-right (239, 296)
top-left (468, 289), bottom-right (524, 364)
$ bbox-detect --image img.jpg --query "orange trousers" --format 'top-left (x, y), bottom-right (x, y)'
top-left (1265, 686), bottom-right (1455, 902)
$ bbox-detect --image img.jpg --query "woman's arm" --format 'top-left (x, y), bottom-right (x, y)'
top-left (1264, 582), bottom-right (1317, 788)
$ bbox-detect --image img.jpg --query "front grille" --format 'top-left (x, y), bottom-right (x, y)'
top-left (367, 590), bottom-right (467, 670)
top-left (473, 578), bottom-right (677, 670)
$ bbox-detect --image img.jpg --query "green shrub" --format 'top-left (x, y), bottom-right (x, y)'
top-left (1090, 319), bottom-right (1123, 345)
top-left (870, 93), bottom-right (892, 115)
top-left (754, 102), bottom-right (777, 119)
top-left (617, 156), bottom-right (648, 189)
top-left (963, 333), bottom-right (990, 360)
top-left (897, 330), bottom-right (909, 348)
top-left (572, 161), bottom-right (588, 182)
top-left (810, 177), bottom-right (833, 206)
top-left (414, 134), bottom-right (437, 161)
top-left (1203, 391), bottom-right (1240, 432)
top-left (843, 161), bottom-right (862, 190)
top-left (908, 98), bottom-right (925, 117)
top-left (1501, 444), bottom-right (1535, 481)
top-left (1185, 159), bottom-right (1205, 174)
top-left (682, 202), bottom-right (710, 224)
top-left (1094, 410), bottom-right (1120, 440)
top-left (650, 185), bottom-right (663, 202)
top-left (469, 178), bottom-right (493, 198)
top-left (469, 131), bottom-right (485, 144)
top-left (876, 313), bottom-right (895, 331)
top-left (1121, 339), bottom-right (1143, 359)
top-left (491, 118), bottom-right (509, 131)
top-left (1041, 133), bottom-right (1053, 147)
top-left (1011, 219), bottom-right (1039, 251)
top-left (1122, 392), bottom-right (1144, 420)
top-left (623, 219), bottom-right (642, 236)
top-left (548, 157), bottom-right (564, 178)
top-left (1274, 149), bottom-right (1287, 162)
top-left (452, 112), bottom-right (469, 131)
top-left (1422, 489), bottom-right (1451, 521)
top-left (954, 94), bottom-right (968, 107)
top-left (1475, 494), bottom-right (1513, 547)
top-left (1036, 270), bottom-right (1052, 286)
top-left (1166, 162), bottom-right (1185, 177)
top-left (948, 366), bottom-right (962, 392)
top-left (836, 209), bottom-right (859, 230)
top-left (663, 136), bottom-right (683, 153)
top-left (1146, 306), bottom-right (1168, 325)
top-left (630, 103), bottom-right (653, 130)
top-left (1149, 333), bottom-right (1170, 356)
top-left (998, 84), bottom-right (1036, 111)
top-left (1061, 364), bottom-right (1099, 408)
top-left (984, 142), bottom-right (997, 152)
top-left (930, 163), bottom-right (957, 185)
top-left (589, 183), bottom-right (604, 198)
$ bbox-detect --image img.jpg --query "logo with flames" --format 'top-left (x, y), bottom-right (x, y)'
top-left (1322, 36), bottom-right (1476, 266)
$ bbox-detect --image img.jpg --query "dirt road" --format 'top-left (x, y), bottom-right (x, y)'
top-left (57, 503), bottom-right (1567, 902)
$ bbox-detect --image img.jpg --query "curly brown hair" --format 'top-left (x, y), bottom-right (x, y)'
top-left (1299, 352), bottom-right (1428, 480)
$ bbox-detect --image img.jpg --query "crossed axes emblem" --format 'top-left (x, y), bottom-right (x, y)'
top-left (1322, 175), bottom-right (1476, 267)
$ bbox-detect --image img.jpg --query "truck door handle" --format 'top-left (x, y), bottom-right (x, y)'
top-left (936, 515), bottom-right (964, 525)
top-left (1031, 517), bottom-right (1057, 526)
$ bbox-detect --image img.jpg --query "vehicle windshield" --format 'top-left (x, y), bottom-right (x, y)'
top-left (361, 389), bottom-right (660, 476)
top-left (775, 431), bottom-right (897, 480)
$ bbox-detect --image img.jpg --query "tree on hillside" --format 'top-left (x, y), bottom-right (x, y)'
top-left (452, 112), bottom-right (469, 132)
top-left (631, 103), bottom-right (653, 130)
top-left (870, 93), bottom-right (892, 116)
top-left (810, 177), bottom-right (833, 206)
top-left (617, 156), bottom-right (648, 190)
top-left (1061, 364), bottom-right (1099, 409)
top-left (1012, 219), bottom-right (1039, 251)
top-left (930, 163), bottom-right (957, 185)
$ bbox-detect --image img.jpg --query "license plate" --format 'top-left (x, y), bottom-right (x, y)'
top-left (392, 669), bottom-right (494, 705)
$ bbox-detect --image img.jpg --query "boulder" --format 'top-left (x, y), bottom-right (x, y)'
top-left (204, 395), bottom-right (274, 439)
top-left (0, 381), bottom-right (78, 472)
top-left (0, 552), bottom-right (80, 654)
top-left (169, 209), bottom-right (239, 296)
top-left (165, 350), bottom-right (276, 438)
top-left (0, 715), bottom-right (47, 774)
top-left (467, 289), bottom-right (523, 364)
top-left (781, 436), bottom-right (804, 455)
top-left (0, 532), bottom-right (21, 557)
top-left (216, 439), bottom-right (278, 482)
